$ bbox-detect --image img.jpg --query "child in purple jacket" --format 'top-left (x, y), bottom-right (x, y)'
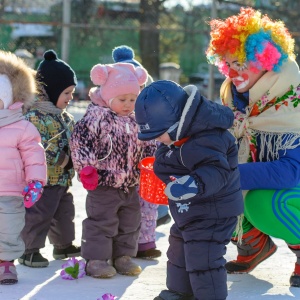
top-left (70, 62), bottom-right (156, 278)
top-left (112, 45), bottom-right (162, 259)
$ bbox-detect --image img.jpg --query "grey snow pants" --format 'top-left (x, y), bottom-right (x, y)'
top-left (21, 185), bottom-right (75, 253)
top-left (81, 186), bottom-right (141, 260)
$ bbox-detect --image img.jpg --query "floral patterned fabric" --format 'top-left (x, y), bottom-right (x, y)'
top-left (221, 58), bottom-right (300, 164)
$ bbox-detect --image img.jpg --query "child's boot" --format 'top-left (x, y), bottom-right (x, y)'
top-left (114, 256), bottom-right (142, 276)
top-left (136, 248), bottom-right (162, 259)
top-left (0, 261), bottom-right (18, 285)
top-left (18, 251), bottom-right (49, 268)
top-left (288, 245), bottom-right (300, 287)
top-left (53, 244), bottom-right (81, 260)
top-left (225, 227), bottom-right (277, 273)
top-left (85, 260), bottom-right (116, 278)
top-left (153, 289), bottom-right (195, 300)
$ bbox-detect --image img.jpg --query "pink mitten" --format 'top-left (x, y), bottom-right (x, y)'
top-left (80, 166), bottom-right (98, 190)
top-left (22, 180), bottom-right (44, 208)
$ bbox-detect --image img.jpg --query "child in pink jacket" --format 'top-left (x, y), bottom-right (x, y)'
top-left (0, 50), bottom-right (47, 285)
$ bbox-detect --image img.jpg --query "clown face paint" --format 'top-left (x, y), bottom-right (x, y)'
top-left (225, 54), bottom-right (266, 93)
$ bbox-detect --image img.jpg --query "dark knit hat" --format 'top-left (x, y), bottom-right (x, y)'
top-left (112, 45), bottom-right (141, 67)
top-left (135, 80), bottom-right (188, 141)
top-left (37, 50), bottom-right (77, 105)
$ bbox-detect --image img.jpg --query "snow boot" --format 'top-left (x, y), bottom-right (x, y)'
top-left (290, 263), bottom-right (300, 287)
top-left (156, 213), bottom-right (171, 227)
top-left (153, 289), bottom-right (195, 300)
top-left (18, 252), bottom-right (49, 268)
top-left (85, 260), bottom-right (116, 279)
top-left (136, 248), bottom-right (162, 259)
top-left (53, 244), bottom-right (81, 260)
top-left (0, 261), bottom-right (18, 285)
top-left (225, 227), bottom-right (277, 273)
top-left (288, 245), bottom-right (300, 287)
top-left (114, 256), bottom-right (142, 276)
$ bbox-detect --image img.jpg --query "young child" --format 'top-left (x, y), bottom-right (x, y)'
top-left (19, 49), bottom-right (80, 268)
top-left (135, 80), bottom-right (244, 300)
top-left (112, 44), bottom-right (161, 259)
top-left (69, 62), bottom-right (156, 278)
top-left (0, 50), bottom-right (47, 284)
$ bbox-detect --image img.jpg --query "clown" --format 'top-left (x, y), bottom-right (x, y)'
top-left (207, 7), bottom-right (300, 287)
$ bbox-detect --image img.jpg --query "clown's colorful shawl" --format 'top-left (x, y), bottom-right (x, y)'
top-left (221, 59), bottom-right (300, 164)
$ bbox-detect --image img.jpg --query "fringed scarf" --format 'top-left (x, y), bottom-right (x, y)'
top-left (221, 58), bottom-right (300, 164)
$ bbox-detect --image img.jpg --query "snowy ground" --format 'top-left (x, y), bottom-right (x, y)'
top-left (1, 102), bottom-right (300, 300)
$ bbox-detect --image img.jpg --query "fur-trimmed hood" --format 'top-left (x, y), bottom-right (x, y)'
top-left (0, 50), bottom-right (37, 111)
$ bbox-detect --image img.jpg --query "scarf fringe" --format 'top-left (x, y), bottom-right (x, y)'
top-left (234, 213), bottom-right (244, 244)
top-left (255, 130), bottom-right (300, 161)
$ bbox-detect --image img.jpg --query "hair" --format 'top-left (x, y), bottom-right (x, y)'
top-left (206, 7), bottom-right (295, 75)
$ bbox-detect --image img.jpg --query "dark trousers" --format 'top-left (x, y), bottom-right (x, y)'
top-left (167, 217), bottom-right (237, 300)
top-left (81, 186), bottom-right (141, 260)
top-left (21, 185), bottom-right (75, 253)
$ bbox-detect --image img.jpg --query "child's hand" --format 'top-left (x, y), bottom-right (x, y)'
top-left (80, 166), bottom-right (98, 190)
top-left (164, 175), bottom-right (199, 201)
top-left (22, 180), bottom-right (44, 208)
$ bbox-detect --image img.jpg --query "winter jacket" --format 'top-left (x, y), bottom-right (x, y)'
top-left (25, 98), bottom-right (75, 187)
top-left (0, 111), bottom-right (46, 196)
top-left (230, 85), bottom-right (300, 190)
top-left (70, 103), bottom-right (156, 192)
top-left (153, 86), bottom-right (244, 227)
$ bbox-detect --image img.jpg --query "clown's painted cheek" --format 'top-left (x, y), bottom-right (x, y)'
top-left (231, 72), bottom-right (249, 91)
top-left (228, 68), bottom-right (239, 78)
top-left (234, 73), bottom-right (249, 91)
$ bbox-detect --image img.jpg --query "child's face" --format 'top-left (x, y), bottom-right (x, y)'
top-left (156, 132), bottom-right (173, 146)
top-left (56, 85), bottom-right (76, 109)
top-left (110, 93), bottom-right (137, 116)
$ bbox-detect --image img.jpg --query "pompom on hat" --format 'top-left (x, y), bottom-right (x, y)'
top-left (89, 62), bottom-right (148, 107)
top-left (112, 45), bottom-right (141, 67)
top-left (112, 45), bottom-right (154, 86)
top-left (37, 50), bottom-right (77, 105)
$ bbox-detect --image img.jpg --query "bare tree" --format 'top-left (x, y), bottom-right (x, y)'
top-left (139, 0), bottom-right (165, 79)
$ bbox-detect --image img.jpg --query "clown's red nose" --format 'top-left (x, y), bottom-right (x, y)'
top-left (229, 68), bottom-right (239, 78)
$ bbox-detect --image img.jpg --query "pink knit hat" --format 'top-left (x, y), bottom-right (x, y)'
top-left (89, 62), bottom-right (148, 107)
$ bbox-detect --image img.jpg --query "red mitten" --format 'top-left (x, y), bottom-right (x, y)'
top-left (80, 166), bottom-right (98, 190)
top-left (22, 180), bottom-right (44, 208)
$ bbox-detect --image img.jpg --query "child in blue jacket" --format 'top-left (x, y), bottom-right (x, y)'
top-left (135, 80), bottom-right (244, 300)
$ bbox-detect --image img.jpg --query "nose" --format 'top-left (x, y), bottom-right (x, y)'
top-left (228, 68), bottom-right (239, 78)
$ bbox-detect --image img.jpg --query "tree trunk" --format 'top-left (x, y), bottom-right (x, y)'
top-left (139, 0), bottom-right (161, 79)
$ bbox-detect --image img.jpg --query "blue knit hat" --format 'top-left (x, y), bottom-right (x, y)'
top-left (37, 50), bottom-right (77, 105)
top-left (135, 80), bottom-right (188, 141)
top-left (112, 45), bottom-right (141, 67)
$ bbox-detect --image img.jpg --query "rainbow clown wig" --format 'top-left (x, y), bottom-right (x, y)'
top-left (206, 7), bottom-right (296, 75)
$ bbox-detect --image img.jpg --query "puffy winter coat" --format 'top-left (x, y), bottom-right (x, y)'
top-left (25, 99), bottom-right (75, 187)
top-left (70, 103), bottom-right (156, 192)
top-left (0, 118), bottom-right (47, 196)
top-left (153, 86), bottom-right (244, 227)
